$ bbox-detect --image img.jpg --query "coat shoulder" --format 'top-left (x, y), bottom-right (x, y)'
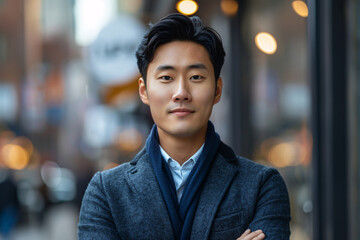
top-left (218, 141), bottom-right (286, 188)
top-left (235, 156), bottom-right (271, 173)
top-left (218, 141), bottom-right (277, 178)
top-left (233, 156), bottom-right (286, 187)
top-left (97, 147), bottom-right (149, 188)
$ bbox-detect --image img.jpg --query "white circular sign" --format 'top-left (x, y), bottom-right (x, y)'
top-left (89, 15), bottom-right (146, 85)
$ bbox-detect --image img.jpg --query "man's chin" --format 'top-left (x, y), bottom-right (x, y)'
top-left (159, 126), bottom-right (195, 139)
top-left (168, 126), bottom-right (206, 139)
top-left (157, 122), bottom-right (208, 139)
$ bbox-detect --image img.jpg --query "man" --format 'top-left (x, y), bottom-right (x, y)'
top-left (78, 13), bottom-right (291, 240)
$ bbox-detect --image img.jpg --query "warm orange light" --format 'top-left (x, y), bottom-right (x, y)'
top-left (0, 131), bottom-right (16, 168)
top-left (12, 137), bottom-right (34, 156)
top-left (176, 0), bottom-right (198, 15)
top-left (117, 128), bottom-right (143, 152)
top-left (255, 32), bottom-right (277, 54)
top-left (267, 142), bottom-right (302, 168)
top-left (103, 162), bottom-right (119, 170)
top-left (221, 0), bottom-right (239, 17)
top-left (260, 137), bottom-right (282, 156)
top-left (292, 1), bottom-right (308, 17)
top-left (2, 144), bottom-right (30, 170)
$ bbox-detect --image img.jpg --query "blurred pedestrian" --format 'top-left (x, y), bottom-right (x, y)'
top-left (0, 171), bottom-right (19, 239)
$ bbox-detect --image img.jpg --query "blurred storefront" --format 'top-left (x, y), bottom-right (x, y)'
top-left (228, 0), bottom-right (312, 239)
top-left (0, 0), bottom-right (357, 239)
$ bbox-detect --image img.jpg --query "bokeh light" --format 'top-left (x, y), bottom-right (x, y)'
top-left (117, 128), bottom-right (143, 152)
top-left (221, 0), bottom-right (239, 17)
top-left (0, 131), bottom-right (15, 167)
top-left (2, 144), bottom-right (30, 170)
top-left (292, 0), bottom-right (309, 18)
top-left (41, 161), bottom-right (62, 188)
top-left (255, 32), bottom-right (277, 54)
top-left (267, 141), bottom-right (304, 167)
top-left (176, 0), bottom-right (198, 15)
top-left (12, 136), bottom-right (34, 156)
top-left (74, 0), bottom-right (117, 46)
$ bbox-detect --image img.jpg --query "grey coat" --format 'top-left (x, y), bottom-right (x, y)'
top-left (78, 147), bottom-right (291, 239)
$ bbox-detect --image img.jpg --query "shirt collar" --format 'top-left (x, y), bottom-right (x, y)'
top-left (159, 144), bottom-right (205, 165)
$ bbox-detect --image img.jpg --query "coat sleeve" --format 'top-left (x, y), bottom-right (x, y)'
top-left (78, 172), bottom-right (120, 240)
top-left (247, 168), bottom-right (291, 240)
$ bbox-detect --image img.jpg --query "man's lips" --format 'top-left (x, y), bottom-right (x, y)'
top-left (169, 108), bottom-right (195, 117)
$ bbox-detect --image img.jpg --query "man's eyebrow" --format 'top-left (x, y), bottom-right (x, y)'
top-left (155, 63), bottom-right (208, 71)
top-left (187, 63), bottom-right (207, 70)
top-left (156, 65), bottom-right (175, 71)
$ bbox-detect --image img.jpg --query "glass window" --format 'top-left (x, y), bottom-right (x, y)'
top-left (242, 1), bottom-right (312, 239)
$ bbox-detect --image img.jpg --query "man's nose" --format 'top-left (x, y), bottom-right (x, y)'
top-left (172, 79), bottom-right (191, 102)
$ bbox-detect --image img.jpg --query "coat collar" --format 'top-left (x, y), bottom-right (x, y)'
top-left (127, 145), bottom-right (238, 240)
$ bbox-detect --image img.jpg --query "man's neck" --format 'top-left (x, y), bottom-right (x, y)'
top-left (157, 129), bottom-right (206, 165)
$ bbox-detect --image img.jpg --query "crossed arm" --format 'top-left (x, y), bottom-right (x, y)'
top-left (237, 168), bottom-right (290, 240)
top-left (237, 229), bottom-right (265, 240)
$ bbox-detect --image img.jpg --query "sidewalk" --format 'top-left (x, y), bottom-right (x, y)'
top-left (3, 204), bottom-right (78, 240)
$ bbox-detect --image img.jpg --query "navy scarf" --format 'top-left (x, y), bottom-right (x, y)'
top-left (145, 121), bottom-right (220, 240)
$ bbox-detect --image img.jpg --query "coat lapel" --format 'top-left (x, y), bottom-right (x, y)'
top-left (125, 150), bottom-right (174, 239)
top-left (190, 154), bottom-right (238, 239)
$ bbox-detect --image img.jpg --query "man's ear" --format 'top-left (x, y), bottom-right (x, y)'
top-left (138, 77), bottom-right (149, 105)
top-left (214, 77), bottom-right (223, 104)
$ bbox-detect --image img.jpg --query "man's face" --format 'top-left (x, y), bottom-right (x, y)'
top-left (139, 41), bottom-right (222, 140)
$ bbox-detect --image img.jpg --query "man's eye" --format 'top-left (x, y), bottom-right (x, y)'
top-left (191, 75), bottom-right (203, 80)
top-left (160, 76), bottom-right (172, 81)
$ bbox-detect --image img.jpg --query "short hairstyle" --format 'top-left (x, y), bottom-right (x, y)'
top-left (135, 13), bottom-right (225, 83)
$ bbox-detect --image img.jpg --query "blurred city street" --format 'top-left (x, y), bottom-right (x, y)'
top-left (2, 204), bottom-right (77, 240)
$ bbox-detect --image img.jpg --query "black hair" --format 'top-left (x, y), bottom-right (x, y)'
top-left (135, 13), bottom-right (225, 83)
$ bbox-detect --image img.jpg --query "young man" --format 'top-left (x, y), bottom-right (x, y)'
top-left (78, 13), bottom-right (291, 240)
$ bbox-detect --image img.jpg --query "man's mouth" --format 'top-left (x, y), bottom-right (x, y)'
top-left (169, 108), bottom-right (195, 117)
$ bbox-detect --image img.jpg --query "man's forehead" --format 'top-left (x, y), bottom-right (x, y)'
top-left (149, 41), bottom-right (213, 71)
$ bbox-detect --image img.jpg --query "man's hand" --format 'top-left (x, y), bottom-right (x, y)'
top-left (236, 229), bottom-right (265, 240)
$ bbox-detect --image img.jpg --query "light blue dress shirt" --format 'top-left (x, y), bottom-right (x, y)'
top-left (159, 144), bottom-right (204, 202)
